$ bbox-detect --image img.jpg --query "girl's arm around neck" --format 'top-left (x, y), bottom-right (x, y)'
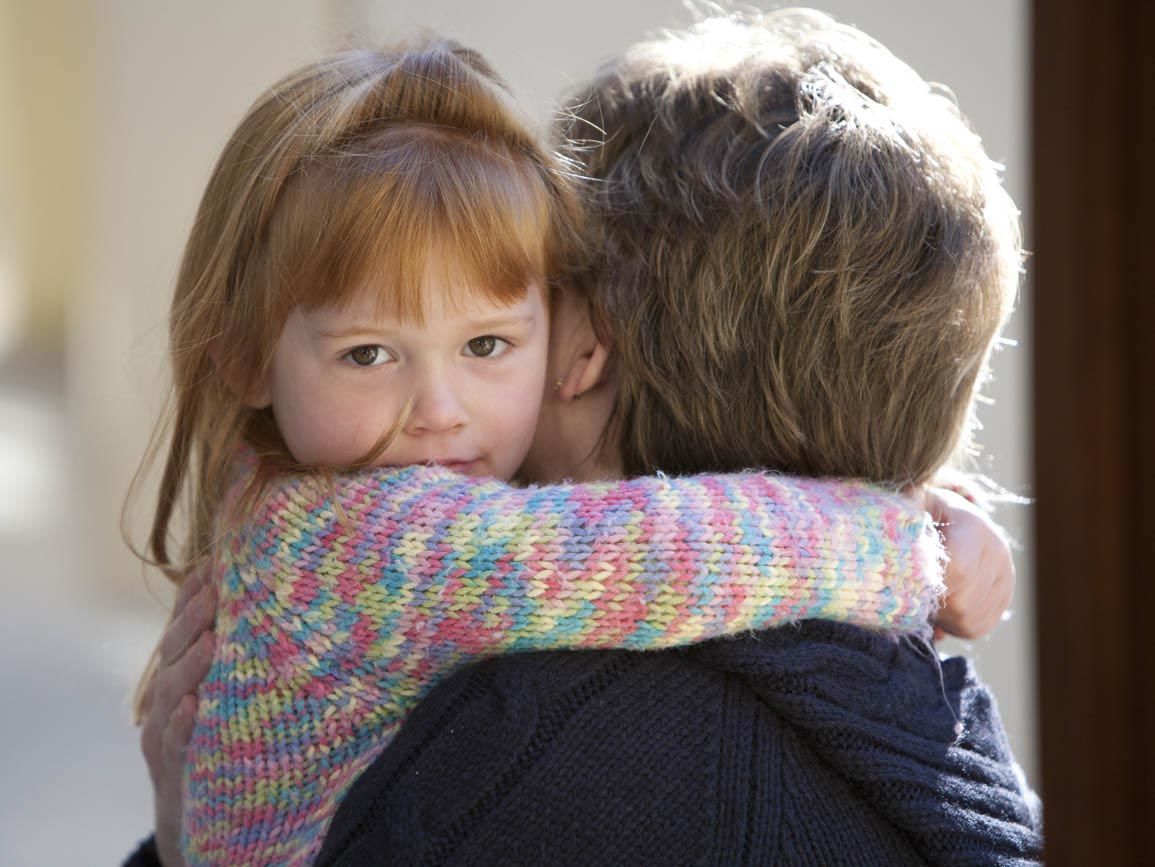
top-left (228, 466), bottom-right (945, 677)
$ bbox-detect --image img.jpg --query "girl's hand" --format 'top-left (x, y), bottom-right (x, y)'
top-left (138, 570), bottom-right (217, 867)
top-left (924, 487), bottom-right (1016, 640)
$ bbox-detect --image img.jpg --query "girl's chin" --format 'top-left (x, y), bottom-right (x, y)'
top-left (367, 456), bottom-right (506, 479)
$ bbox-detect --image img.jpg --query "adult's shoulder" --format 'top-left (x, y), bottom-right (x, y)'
top-left (316, 647), bottom-right (732, 866)
top-left (683, 621), bottom-right (1043, 864)
top-left (316, 625), bottom-right (1043, 866)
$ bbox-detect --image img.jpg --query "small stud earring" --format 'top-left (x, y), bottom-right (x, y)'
top-left (553, 377), bottom-right (565, 393)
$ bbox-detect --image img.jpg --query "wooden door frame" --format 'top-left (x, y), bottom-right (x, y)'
top-left (1032, 1), bottom-right (1155, 862)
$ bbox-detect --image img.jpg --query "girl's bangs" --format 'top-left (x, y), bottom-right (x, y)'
top-left (272, 128), bottom-right (555, 323)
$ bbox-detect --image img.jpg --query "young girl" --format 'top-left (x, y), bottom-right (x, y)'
top-left (135, 38), bottom-right (974, 867)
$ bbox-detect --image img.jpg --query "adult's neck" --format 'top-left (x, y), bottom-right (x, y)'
top-left (518, 378), bottom-right (623, 485)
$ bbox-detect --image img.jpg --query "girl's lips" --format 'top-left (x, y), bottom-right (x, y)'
top-left (435, 459), bottom-right (480, 473)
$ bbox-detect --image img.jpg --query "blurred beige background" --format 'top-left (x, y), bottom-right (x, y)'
top-left (0, 1), bottom-right (1031, 864)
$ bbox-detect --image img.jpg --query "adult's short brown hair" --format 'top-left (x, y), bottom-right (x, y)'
top-left (559, 9), bottom-right (1022, 486)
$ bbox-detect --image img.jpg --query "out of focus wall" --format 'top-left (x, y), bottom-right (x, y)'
top-left (0, 3), bottom-right (24, 353)
top-left (52, 2), bottom-right (344, 601)
top-left (0, 1), bottom-right (94, 351)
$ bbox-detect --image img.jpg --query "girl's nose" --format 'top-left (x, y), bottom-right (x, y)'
top-left (405, 372), bottom-right (468, 435)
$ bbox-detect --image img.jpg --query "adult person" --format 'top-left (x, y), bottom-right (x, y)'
top-left (309, 11), bottom-right (1040, 864)
top-left (129, 9), bottom-right (1037, 865)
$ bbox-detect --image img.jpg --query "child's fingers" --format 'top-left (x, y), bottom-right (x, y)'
top-left (140, 706), bottom-right (164, 783)
top-left (163, 693), bottom-right (199, 766)
top-left (151, 630), bottom-right (214, 745)
top-left (937, 570), bottom-right (989, 639)
top-left (141, 630), bottom-right (213, 786)
top-left (973, 533), bottom-right (1015, 638)
top-left (948, 564), bottom-right (1010, 639)
top-left (159, 585), bottom-right (217, 666)
top-left (938, 595), bottom-right (978, 640)
top-left (990, 554), bottom-right (1016, 632)
top-left (933, 487), bottom-right (1017, 641)
top-left (164, 630), bottom-right (215, 716)
top-left (172, 568), bottom-right (212, 621)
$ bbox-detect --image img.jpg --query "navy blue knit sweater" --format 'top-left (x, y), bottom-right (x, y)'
top-left (124, 622), bottom-right (1042, 866)
top-left (309, 621), bottom-right (1042, 866)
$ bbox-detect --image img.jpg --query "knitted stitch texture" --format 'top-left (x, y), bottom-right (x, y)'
top-left (313, 624), bottom-right (1042, 866)
top-left (183, 457), bottom-right (946, 866)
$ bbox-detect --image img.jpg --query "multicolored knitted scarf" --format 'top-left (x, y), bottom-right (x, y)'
top-left (183, 457), bottom-right (945, 866)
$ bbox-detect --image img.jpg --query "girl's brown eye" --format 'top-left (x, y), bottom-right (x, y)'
top-left (466, 336), bottom-right (498, 357)
top-left (464, 336), bottom-right (511, 359)
top-left (348, 346), bottom-right (381, 366)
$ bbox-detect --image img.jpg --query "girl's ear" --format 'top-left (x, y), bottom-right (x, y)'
top-left (209, 340), bottom-right (271, 409)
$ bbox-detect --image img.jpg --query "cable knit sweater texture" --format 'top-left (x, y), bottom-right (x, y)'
top-left (183, 456), bottom-right (946, 866)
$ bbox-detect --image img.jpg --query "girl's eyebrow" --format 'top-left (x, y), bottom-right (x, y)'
top-left (315, 312), bottom-right (535, 340)
top-left (464, 312), bottom-right (536, 330)
top-left (315, 325), bottom-right (391, 340)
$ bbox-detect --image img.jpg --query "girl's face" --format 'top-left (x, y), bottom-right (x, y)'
top-left (258, 279), bottom-right (550, 480)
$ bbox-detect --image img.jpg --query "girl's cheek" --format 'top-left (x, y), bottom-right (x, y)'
top-left (508, 380), bottom-right (546, 440)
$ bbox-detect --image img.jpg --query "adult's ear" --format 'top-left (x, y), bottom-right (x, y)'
top-left (209, 339), bottom-right (271, 409)
top-left (557, 338), bottom-right (612, 402)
